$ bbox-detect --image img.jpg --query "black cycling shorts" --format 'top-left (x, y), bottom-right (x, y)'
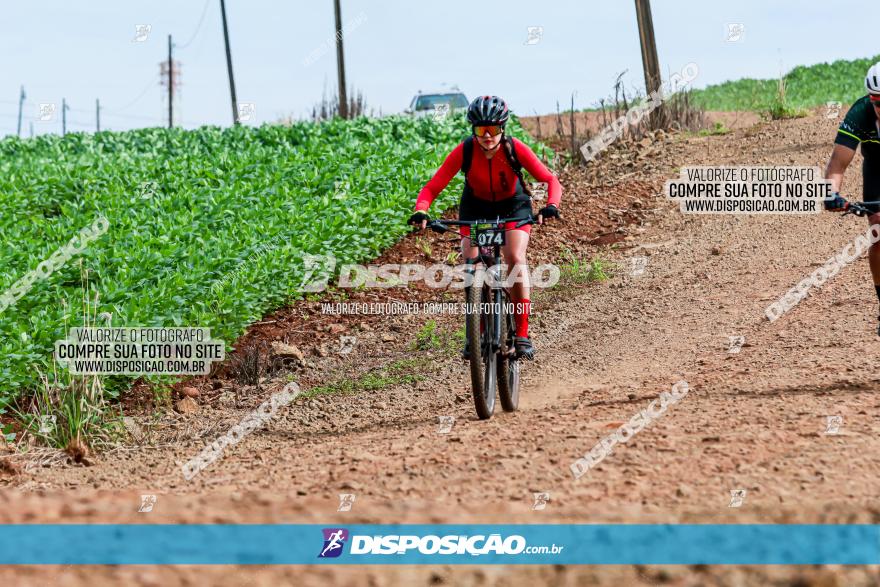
top-left (459, 192), bottom-right (533, 223)
top-left (863, 159), bottom-right (880, 203)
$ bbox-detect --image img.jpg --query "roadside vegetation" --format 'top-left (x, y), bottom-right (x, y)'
top-left (690, 54), bottom-right (880, 112)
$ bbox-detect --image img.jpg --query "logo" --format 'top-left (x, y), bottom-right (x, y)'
top-left (630, 256), bottom-right (649, 277)
top-left (727, 335), bottom-right (745, 354)
top-left (38, 414), bottom-right (56, 435)
top-left (138, 180), bottom-right (158, 200)
top-left (238, 102), bottom-right (256, 122)
top-left (338, 335), bottom-right (357, 355)
top-left (824, 101), bottom-right (842, 120)
top-left (437, 415), bottom-right (455, 434)
top-left (532, 492), bottom-right (550, 510)
top-left (337, 493), bottom-right (356, 512)
top-left (432, 103), bottom-right (450, 122)
top-left (728, 489), bottom-right (746, 508)
top-left (825, 415), bottom-right (842, 435)
top-left (300, 253), bottom-right (337, 293)
top-left (524, 26), bottom-right (543, 45)
top-left (531, 182), bottom-right (548, 201)
top-left (138, 494), bottom-right (157, 513)
top-left (133, 24), bottom-right (152, 42)
top-left (725, 23), bottom-right (744, 43)
top-left (38, 103), bottom-right (56, 122)
top-left (319, 528), bottom-right (349, 558)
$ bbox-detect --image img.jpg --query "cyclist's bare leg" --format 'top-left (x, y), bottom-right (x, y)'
top-left (868, 214), bottom-right (880, 334)
top-left (869, 241), bottom-right (880, 285)
top-left (461, 236), bottom-right (478, 261)
top-left (868, 214), bottom-right (880, 282)
top-left (502, 230), bottom-right (534, 357)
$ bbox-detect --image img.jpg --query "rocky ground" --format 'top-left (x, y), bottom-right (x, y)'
top-left (2, 111), bottom-right (879, 586)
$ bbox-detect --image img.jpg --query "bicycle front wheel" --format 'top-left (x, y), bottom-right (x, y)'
top-left (497, 291), bottom-right (520, 412)
top-left (467, 280), bottom-right (496, 419)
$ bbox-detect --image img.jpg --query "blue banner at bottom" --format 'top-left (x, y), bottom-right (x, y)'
top-left (0, 524), bottom-right (877, 564)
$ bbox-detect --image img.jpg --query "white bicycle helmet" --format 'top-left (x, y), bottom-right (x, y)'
top-left (865, 62), bottom-right (880, 95)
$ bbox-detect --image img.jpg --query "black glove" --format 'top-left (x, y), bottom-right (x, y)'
top-left (408, 211), bottom-right (430, 226)
top-left (538, 204), bottom-right (560, 220)
top-left (824, 192), bottom-right (847, 211)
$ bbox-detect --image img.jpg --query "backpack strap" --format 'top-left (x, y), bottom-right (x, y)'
top-left (503, 136), bottom-right (522, 172)
top-left (502, 136), bottom-right (532, 196)
top-left (460, 136), bottom-right (474, 176)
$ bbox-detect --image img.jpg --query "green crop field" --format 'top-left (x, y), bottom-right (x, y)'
top-left (0, 114), bottom-right (542, 408)
top-left (690, 55), bottom-right (880, 112)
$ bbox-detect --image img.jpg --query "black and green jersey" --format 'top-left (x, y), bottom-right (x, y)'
top-left (835, 95), bottom-right (880, 159)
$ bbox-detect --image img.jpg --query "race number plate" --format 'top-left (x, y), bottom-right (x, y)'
top-left (474, 225), bottom-right (505, 247)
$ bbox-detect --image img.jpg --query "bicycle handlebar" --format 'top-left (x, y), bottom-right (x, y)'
top-left (841, 201), bottom-right (880, 217)
top-left (424, 215), bottom-right (537, 235)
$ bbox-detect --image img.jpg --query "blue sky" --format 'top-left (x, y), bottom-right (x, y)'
top-left (0, 0), bottom-right (877, 136)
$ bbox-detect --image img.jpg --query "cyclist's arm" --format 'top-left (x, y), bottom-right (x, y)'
top-left (825, 143), bottom-right (856, 193)
top-left (414, 143), bottom-right (464, 213)
top-left (511, 138), bottom-right (562, 207)
top-left (828, 102), bottom-right (865, 193)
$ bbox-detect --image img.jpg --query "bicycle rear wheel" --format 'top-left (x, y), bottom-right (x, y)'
top-left (467, 280), bottom-right (496, 419)
top-left (497, 290), bottom-right (520, 412)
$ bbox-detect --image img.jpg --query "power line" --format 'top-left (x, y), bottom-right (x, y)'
top-left (177, 0), bottom-right (213, 50)
top-left (105, 80), bottom-right (156, 114)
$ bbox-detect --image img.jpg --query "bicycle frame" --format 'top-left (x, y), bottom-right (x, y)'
top-left (426, 216), bottom-right (535, 356)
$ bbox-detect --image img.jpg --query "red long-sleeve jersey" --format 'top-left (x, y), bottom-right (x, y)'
top-left (415, 137), bottom-right (562, 212)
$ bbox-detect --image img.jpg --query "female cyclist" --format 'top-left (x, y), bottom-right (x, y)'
top-left (408, 95), bottom-right (563, 360)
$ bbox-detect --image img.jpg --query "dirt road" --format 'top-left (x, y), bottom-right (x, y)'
top-left (2, 112), bottom-right (879, 586)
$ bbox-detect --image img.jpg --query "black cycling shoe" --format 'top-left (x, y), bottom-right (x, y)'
top-left (461, 342), bottom-right (471, 361)
top-left (514, 336), bottom-right (535, 360)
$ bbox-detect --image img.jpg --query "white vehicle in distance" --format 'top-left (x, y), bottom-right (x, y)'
top-left (405, 91), bottom-right (469, 117)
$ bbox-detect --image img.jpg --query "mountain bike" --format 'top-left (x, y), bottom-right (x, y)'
top-left (425, 215), bottom-right (535, 419)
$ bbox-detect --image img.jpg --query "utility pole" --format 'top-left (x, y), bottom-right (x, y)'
top-left (168, 34), bottom-right (174, 128)
top-left (16, 86), bottom-right (25, 137)
top-left (333, 0), bottom-right (348, 119)
top-left (29, 121), bottom-right (33, 138)
top-left (219, 0), bottom-right (240, 125)
top-left (96, 98), bottom-right (101, 132)
top-left (62, 98), bottom-right (68, 136)
top-left (634, 0), bottom-right (665, 128)
top-left (159, 42), bottom-right (180, 127)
